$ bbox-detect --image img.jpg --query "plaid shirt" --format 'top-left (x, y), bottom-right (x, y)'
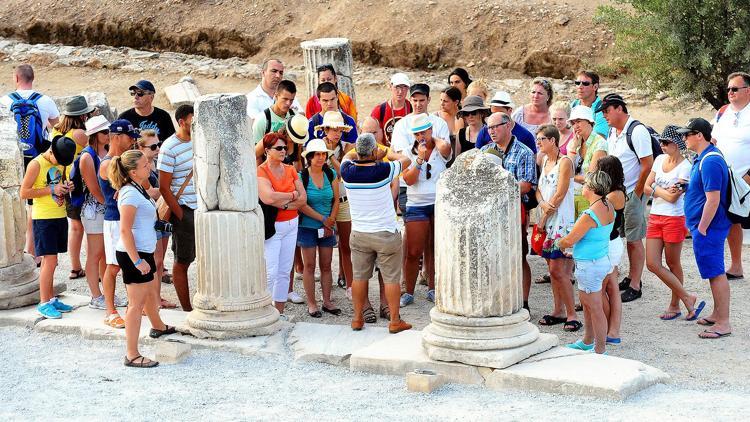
top-left (481, 136), bottom-right (537, 185)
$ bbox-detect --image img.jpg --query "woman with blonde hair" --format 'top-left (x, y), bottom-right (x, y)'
top-left (512, 77), bottom-right (553, 135)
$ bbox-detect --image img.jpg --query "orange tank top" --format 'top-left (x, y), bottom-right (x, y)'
top-left (258, 163), bottom-right (299, 222)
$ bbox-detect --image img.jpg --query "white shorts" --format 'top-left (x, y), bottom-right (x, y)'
top-left (81, 206), bottom-right (104, 234)
top-left (608, 237), bottom-right (624, 273)
top-left (103, 220), bottom-right (120, 265)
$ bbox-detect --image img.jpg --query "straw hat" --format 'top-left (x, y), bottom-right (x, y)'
top-left (286, 114), bottom-right (309, 144)
top-left (303, 138), bottom-right (333, 158)
top-left (314, 111), bottom-right (353, 132)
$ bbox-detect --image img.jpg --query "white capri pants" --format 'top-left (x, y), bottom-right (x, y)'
top-left (103, 220), bottom-right (120, 266)
top-left (264, 217), bottom-right (298, 303)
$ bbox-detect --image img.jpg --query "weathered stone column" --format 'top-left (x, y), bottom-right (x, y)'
top-left (422, 150), bottom-right (557, 368)
top-left (185, 94), bottom-right (281, 339)
top-left (0, 105), bottom-right (65, 309)
top-left (300, 38), bottom-right (355, 101)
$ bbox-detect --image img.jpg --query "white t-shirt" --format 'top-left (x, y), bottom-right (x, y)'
top-left (1, 89), bottom-right (60, 131)
top-left (650, 155), bottom-right (691, 217)
top-left (115, 184), bottom-right (157, 254)
top-left (607, 117), bottom-right (652, 193)
top-left (403, 142), bottom-right (451, 207)
top-left (245, 84), bottom-right (302, 121)
top-left (390, 114), bottom-right (450, 188)
top-left (712, 102), bottom-right (750, 174)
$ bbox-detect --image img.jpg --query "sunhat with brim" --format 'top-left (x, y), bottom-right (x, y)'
top-left (303, 138), bottom-right (334, 159)
top-left (51, 135), bottom-right (77, 167)
top-left (659, 124), bottom-right (686, 151)
top-left (457, 95), bottom-right (490, 117)
top-left (62, 95), bottom-right (95, 116)
top-left (409, 114), bottom-right (433, 134)
top-left (568, 105), bottom-right (595, 124)
top-left (85, 115), bottom-right (111, 136)
top-left (286, 114), bottom-right (309, 144)
top-left (314, 111), bottom-right (353, 132)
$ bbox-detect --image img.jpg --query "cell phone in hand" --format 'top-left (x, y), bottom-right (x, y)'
top-left (318, 228), bottom-right (326, 238)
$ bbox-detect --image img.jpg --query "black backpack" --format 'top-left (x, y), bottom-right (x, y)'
top-left (625, 120), bottom-right (663, 159)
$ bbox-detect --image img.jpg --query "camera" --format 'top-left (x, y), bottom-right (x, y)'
top-left (154, 220), bottom-right (174, 233)
top-left (674, 182), bottom-right (688, 191)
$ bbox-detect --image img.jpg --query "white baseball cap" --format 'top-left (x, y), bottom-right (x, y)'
top-left (390, 73), bottom-right (411, 87)
top-left (568, 105), bottom-right (595, 124)
top-left (489, 91), bottom-right (516, 109)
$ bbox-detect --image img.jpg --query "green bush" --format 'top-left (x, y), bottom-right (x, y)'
top-left (596, 0), bottom-right (750, 109)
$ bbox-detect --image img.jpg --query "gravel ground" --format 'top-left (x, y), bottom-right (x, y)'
top-left (0, 327), bottom-right (747, 421)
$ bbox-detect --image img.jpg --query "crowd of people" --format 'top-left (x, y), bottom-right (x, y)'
top-left (5, 59), bottom-right (749, 367)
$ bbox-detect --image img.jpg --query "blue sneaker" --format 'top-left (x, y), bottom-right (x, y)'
top-left (426, 290), bottom-right (435, 303)
top-left (37, 302), bottom-right (62, 319)
top-left (399, 293), bottom-right (414, 308)
top-left (566, 339), bottom-right (594, 351)
top-left (50, 297), bottom-right (74, 313)
top-left (606, 336), bottom-right (621, 345)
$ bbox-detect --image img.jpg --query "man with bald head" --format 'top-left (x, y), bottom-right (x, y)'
top-left (481, 112), bottom-right (537, 311)
top-left (246, 58), bottom-right (301, 121)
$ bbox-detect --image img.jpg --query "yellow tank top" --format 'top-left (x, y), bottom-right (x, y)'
top-left (31, 153), bottom-right (67, 219)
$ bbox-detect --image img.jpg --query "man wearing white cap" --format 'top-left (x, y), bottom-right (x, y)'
top-left (475, 91), bottom-right (536, 152)
top-left (370, 73), bottom-right (414, 146)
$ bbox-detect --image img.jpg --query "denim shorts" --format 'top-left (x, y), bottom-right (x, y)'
top-left (404, 204), bottom-right (435, 222)
top-left (574, 255), bottom-right (611, 294)
top-left (297, 226), bottom-right (337, 248)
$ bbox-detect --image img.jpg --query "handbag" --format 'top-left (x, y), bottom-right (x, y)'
top-left (531, 224), bottom-right (547, 256)
top-left (156, 170), bottom-right (193, 221)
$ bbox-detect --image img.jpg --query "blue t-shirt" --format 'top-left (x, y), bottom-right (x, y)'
top-left (307, 112), bottom-right (358, 145)
top-left (571, 97), bottom-right (610, 138)
top-left (476, 124), bottom-right (537, 153)
top-left (684, 144), bottom-right (731, 232)
top-left (298, 168), bottom-right (337, 229)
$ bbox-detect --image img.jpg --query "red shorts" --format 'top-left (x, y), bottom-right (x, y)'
top-left (646, 214), bottom-right (686, 243)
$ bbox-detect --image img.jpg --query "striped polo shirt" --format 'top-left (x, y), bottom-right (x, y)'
top-left (341, 160), bottom-right (402, 233)
top-left (157, 133), bottom-right (197, 210)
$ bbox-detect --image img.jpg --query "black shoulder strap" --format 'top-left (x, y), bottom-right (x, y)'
top-left (289, 108), bottom-right (296, 117)
top-left (9, 92), bottom-right (22, 102)
top-left (264, 108), bottom-right (272, 134)
top-left (624, 119), bottom-right (641, 155)
top-left (301, 167), bottom-right (310, 189)
top-left (323, 165), bottom-right (335, 184)
top-left (28, 92), bottom-right (42, 102)
top-left (379, 102), bottom-right (387, 123)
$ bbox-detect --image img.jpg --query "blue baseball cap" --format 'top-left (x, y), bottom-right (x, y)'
top-left (128, 80), bottom-right (155, 92)
top-left (109, 119), bottom-right (141, 138)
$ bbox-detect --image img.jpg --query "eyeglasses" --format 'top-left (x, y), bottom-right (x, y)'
top-left (487, 121), bottom-right (509, 131)
top-left (129, 91), bottom-right (151, 97)
top-left (536, 136), bottom-right (550, 142)
top-left (270, 145), bottom-right (288, 152)
top-left (727, 86), bottom-right (749, 93)
top-left (574, 81), bottom-right (593, 86)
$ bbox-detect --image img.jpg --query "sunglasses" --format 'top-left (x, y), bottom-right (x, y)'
top-left (97, 130), bottom-right (110, 135)
top-left (129, 91), bottom-right (151, 97)
top-left (141, 142), bottom-right (161, 151)
top-left (270, 145), bottom-right (288, 152)
top-left (574, 81), bottom-right (593, 86)
top-left (727, 86), bottom-right (749, 93)
top-left (658, 140), bottom-right (673, 145)
top-left (424, 162), bottom-right (432, 180)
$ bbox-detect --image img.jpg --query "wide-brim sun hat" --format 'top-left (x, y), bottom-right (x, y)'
top-left (286, 114), bottom-right (309, 144)
top-left (304, 138), bottom-right (333, 158)
top-left (51, 135), bottom-right (77, 166)
top-left (457, 95), bottom-right (490, 117)
top-left (314, 111), bottom-right (353, 132)
top-left (568, 105), bottom-right (595, 124)
top-left (409, 113), bottom-right (433, 134)
top-left (85, 115), bottom-right (111, 136)
top-left (62, 95), bottom-right (95, 117)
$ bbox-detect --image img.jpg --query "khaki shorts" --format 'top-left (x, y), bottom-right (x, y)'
top-left (350, 230), bottom-right (402, 283)
top-left (336, 197), bottom-right (351, 222)
top-left (624, 191), bottom-right (647, 242)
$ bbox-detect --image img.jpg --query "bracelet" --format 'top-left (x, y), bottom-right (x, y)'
top-left (134, 258), bottom-right (143, 266)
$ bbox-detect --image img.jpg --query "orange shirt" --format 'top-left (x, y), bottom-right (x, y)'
top-left (258, 163), bottom-right (299, 222)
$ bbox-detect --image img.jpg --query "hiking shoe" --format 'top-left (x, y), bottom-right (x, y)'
top-left (105, 312), bottom-right (125, 329)
top-left (426, 289), bottom-right (435, 303)
top-left (37, 302), bottom-right (62, 319)
top-left (287, 291), bottom-right (305, 304)
top-left (89, 295), bottom-right (106, 310)
top-left (114, 295), bottom-right (128, 308)
top-left (49, 297), bottom-right (74, 313)
top-left (388, 319), bottom-right (412, 334)
top-left (621, 286), bottom-right (642, 303)
top-left (566, 339), bottom-right (594, 351)
top-left (399, 293), bottom-right (414, 308)
top-left (618, 277), bottom-right (631, 291)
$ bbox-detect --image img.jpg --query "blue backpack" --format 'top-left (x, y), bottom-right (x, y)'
top-left (69, 146), bottom-right (100, 208)
top-left (9, 92), bottom-right (50, 158)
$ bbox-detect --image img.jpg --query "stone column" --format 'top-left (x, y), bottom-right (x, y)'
top-left (422, 150), bottom-right (557, 368)
top-left (0, 105), bottom-right (65, 309)
top-left (300, 38), bottom-right (355, 101)
top-left (185, 94), bottom-right (281, 339)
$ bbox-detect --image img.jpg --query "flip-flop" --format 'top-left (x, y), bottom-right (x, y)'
top-left (535, 275), bottom-right (551, 284)
top-left (696, 318), bottom-right (716, 326)
top-left (685, 301), bottom-right (706, 321)
top-left (698, 330), bottom-right (731, 339)
top-left (308, 310), bottom-right (322, 318)
top-left (726, 273), bottom-right (743, 280)
top-left (69, 269), bottom-right (86, 280)
top-left (538, 315), bottom-right (566, 326)
top-left (322, 306), bottom-right (342, 316)
top-left (659, 311), bottom-right (682, 321)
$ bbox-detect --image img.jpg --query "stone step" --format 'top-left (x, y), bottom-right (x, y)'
top-left (288, 322), bottom-right (390, 366)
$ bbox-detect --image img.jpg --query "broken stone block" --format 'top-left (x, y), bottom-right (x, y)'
top-left (155, 341), bottom-right (191, 364)
top-left (164, 80), bottom-right (201, 107)
top-left (406, 370), bottom-right (446, 393)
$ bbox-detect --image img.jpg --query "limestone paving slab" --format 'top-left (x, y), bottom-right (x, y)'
top-left (423, 332), bottom-right (558, 369)
top-left (288, 322), bottom-right (390, 366)
top-left (349, 329), bottom-right (486, 385)
top-left (485, 352), bottom-right (670, 400)
top-left (0, 293), bottom-right (87, 328)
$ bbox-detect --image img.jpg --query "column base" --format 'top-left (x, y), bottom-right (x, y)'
top-left (0, 255), bottom-right (66, 310)
top-left (422, 307), bottom-right (557, 369)
top-left (185, 306), bottom-right (282, 339)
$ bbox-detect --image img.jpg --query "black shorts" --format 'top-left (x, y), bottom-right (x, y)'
top-left (115, 251), bottom-right (156, 284)
top-left (170, 205), bottom-right (196, 265)
top-left (33, 218), bottom-right (68, 256)
top-left (728, 212), bottom-right (750, 229)
top-left (66, 201), bottom-right (82, 220)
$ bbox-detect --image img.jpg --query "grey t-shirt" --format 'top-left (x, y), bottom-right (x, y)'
top-left (116, 184), bottom-right (157, 253)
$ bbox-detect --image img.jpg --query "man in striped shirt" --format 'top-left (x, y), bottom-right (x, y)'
top-left (341, 133), bottom-right (413, 334)
top-left (157, 104), bottom-right (196, 311)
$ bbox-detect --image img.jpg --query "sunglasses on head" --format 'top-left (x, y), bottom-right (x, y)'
top-left (129, 91), bottom-right (151, 97)
top-left (727, 86), bottom-right (749, 93)
top-left (270, 145), bottom-right (288, 152)
top-left (574, 80), bottom-right (593, 86)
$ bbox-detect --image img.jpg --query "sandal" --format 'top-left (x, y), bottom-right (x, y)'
top-left (538, 315), bottom-right (566, 326)
top-left (161, 273), bottom-right (173, 284)
top-left (563, 320), bottom-right (583, 332)
top-left (149, 325), bottom-right (177, 339)
top-left (308, 310), bottom-right (322, 318)
top-left (535, 274), bottom-right (551, 284)
top-left (322, 306), bottom-right (342, 316)
top-left (104, 312), bottom-right (125, 329)
top-left (379, 305), bottom-right (391, 320)
top-left (124, 355), bottom-right (159, 368)
top-left (69, 269), bottom-right (86, 280)
top-left (363, 307), bottom-right (377, 323)
top-left (160, 298), bottom-right (178, 309)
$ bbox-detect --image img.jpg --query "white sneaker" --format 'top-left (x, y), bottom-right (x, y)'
top-left (287, 291), bottom-right (305, 304)
top-left (114, 295), bottom-right (128, 307)
top-left (89, 295), bottom-right (106, 310)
